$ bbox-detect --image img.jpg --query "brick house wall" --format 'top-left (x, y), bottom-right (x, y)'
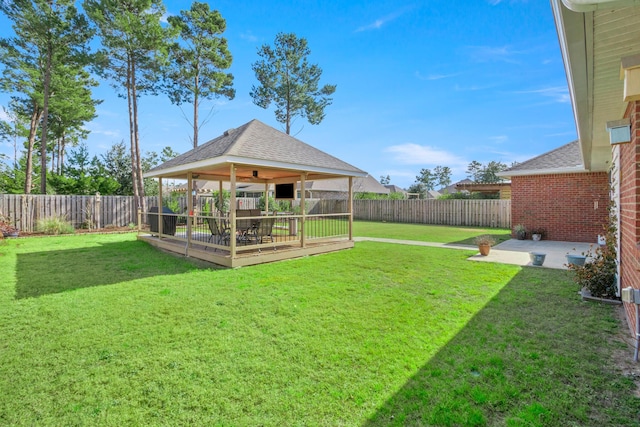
top-left (511, 172), bottom-right (609, 242)
top-left (620, 100), bottom-right (640, 339)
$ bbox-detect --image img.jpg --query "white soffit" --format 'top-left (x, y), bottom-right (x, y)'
top-left (554, 0), bottom-right (640, 171)
top-left (562, 0), bottom-right (640, 12)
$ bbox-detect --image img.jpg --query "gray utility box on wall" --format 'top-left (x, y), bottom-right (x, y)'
top-left (621, 287), bottom-right (640, 303)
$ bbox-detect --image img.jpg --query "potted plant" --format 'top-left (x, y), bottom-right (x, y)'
top-left (531, 227), bottom-right (545, 241)
top-left (474, 235), bottom-right (496, 256)
top-left (514, 224), bottom-right (526, 240)
top-left (0, 218), bottom-right (19, 238)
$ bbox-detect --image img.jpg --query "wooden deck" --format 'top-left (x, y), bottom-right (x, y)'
top-left (138, 232), bottom-right (354, 268)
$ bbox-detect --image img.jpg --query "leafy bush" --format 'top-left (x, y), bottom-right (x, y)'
top-left (568, 202), bottom-right (618, 299)
top-left (37, 216), bottom-right (75, 235)
top-left (439, 192), bottom-right (499, 200)
top-left (163, 193), bottom-right (181, 214)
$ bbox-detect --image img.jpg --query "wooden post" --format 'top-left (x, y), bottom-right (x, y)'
top-left (264, 182), bottom-right (269, 212)
top-left (158, 177), bottom-right (164, 236)
top-left (186, 173), bottom-right (192, 251)
top-left (218, 180), bottom-right (224, 215)
top-left (348, 177), bottom-right (353, 240)
top-left (95, 192), bottom-right (101, 229)
top-left (300, 173), bottom-right (306, 248)
top-left (230, 165), bottom-right (237, 258)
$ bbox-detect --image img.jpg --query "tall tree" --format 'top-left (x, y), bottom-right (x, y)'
top-left (416, 168), bottom-right (437, 191)
top-left (84, 0), bottom-right (174, 212)
top-left (250, 32), bottom-right (336, 134)
top-left (466, 160), bottom-right (508, 183)
top-left (466, 160), bottom-right (482, 182)
top-left (48, 64), bottom-right (100, 174)
top-left (49, 143), bottom-right (120, 195)
top-left (433, 165), bottom-right (452, 189)
top-left (478, 160), bottom-right (508, 183)
top-left (166, 2), bottom-right (234, 148)
top-left (0, 0), bottom-right (93, 194)
top-left (102, 141), bottom-right (132, 195)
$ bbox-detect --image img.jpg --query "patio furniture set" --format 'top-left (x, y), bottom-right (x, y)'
top-left (205, 209), bottom-right (276, 247)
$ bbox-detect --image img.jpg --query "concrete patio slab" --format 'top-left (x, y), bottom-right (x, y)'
top-left (469, 239), bottom-right (597, 269)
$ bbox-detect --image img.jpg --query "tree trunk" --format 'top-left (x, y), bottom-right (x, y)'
top-left (129, 55), bottom-right (145, 214)
top-left (40, 39), bottom-right (53, 194)
top-left (193, 65), bottom-right (200, 148)
top-left (25, 102), bottom-right (43, 194)
top-left (193, 82), bottom-right (198, 149)
top-left (59, 134), bottom-right (66, 174)
top-left (127, 55), bottom-right (140, 211)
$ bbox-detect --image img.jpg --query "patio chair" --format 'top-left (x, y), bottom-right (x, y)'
top-left (236, 209), bottom-right (255, 243)
top-left (205, 217), bottom-right (230, 250)
top-left (148, 206), bottom-right (177, 236)
top-left (253, 216), bottom-right (276, 245)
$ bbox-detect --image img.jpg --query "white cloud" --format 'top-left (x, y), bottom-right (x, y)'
top-left (464, 45), bottom-right (524, 63)
top-left (355, 8), bottom-right (409, 32)
top-left (453, 83), bottom-right (495, 92)
top-left (488, 135), bottom-right (508, 144)
top-left (514, 86), bottom-right (570, 103)
top-left (415, 71), bottom-right (461, 81)
top-left (545, 132), bottom-right (576, 138)
top-left (86, 126), bottom-right (120, 138)
top-left (385, 143), bottom-right (467, 167)
top-left (0, 108), bottom-right (11, 122)
top-left (160, 12), bottom-right (172, 24)
top-left (240, 31), bottom-right (258, 43)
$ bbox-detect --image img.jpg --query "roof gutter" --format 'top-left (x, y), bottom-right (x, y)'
top-left (551, 0), bottom-right (592, 169)
top-left (560, 0), bottom-right (640, 12)
top-left (497, 166), bottom-right (588, 178)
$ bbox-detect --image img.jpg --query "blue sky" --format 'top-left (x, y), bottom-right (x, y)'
top-left (0, 0), bottom-right (576, 189)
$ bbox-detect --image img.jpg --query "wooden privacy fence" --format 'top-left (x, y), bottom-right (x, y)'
top-left (309, 199), bottom-right (511, 228)
top-left (349, 199), bottom-right (511, 228)
top-left (0, 194), bottom-right (153, 232)
top-left (0, 195), bottom-right (511, 231)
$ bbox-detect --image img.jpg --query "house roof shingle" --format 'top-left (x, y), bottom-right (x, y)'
top-left (498, 140), bottom-right (585, 177)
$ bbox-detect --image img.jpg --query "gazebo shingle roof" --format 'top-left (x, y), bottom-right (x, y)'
top-left (147, 119), bottom-right (366, 177)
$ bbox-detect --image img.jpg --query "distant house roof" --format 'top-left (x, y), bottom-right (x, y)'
top-left (172, 180), bottom-right (264, 194)
top-left (145, 119), bottom-right (367, 181)
top-left (173, 175), bottom-right (390, 196)
top-left (384, 184), bottom-right (406, 194)
top-left (304, 175), bottom-right (390, 194)
top-left (426, 190), bottom-right (441, 199)
top-left (498, 140), bottom-right (585, 178)
top-left (441, 179), bottom-right (473, 194)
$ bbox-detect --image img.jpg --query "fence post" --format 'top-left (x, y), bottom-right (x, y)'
top-left (95, 192), bottom-right (101, 229)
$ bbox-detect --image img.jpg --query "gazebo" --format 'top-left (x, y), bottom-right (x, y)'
top-left (140, 119), bottom-right (367, 267)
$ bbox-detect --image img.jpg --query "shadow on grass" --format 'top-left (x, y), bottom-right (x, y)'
top-left (448, 231), bottom-right (512, 247)
top-left (363, 267), bottom-right (640, 426)
top-left (15, 240), bottom-right (207, 299)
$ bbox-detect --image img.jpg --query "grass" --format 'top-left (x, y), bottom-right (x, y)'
top-left (354, 221), bottom-right (511, 245)
top-left (0, 233), bottom-right (638, 425)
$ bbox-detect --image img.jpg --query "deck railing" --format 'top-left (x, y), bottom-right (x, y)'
top-left (145, 211), bottom-right (351, 254)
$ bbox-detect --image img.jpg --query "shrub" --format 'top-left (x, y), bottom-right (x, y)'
top-left (568, 201), bottom-right (618, 299)
top-left (37, 216), bottom-right (75, 235)
top-left (473, 235), bottom-right (496, 246)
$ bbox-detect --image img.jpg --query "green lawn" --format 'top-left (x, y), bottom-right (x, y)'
top-left (0, 233), bottom-right (638, 426)
top-left (353, 221), bottom-right (511, 245)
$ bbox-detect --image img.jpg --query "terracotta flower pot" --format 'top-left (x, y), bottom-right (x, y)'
top-left (479, 244), bottom-right (491, 256)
